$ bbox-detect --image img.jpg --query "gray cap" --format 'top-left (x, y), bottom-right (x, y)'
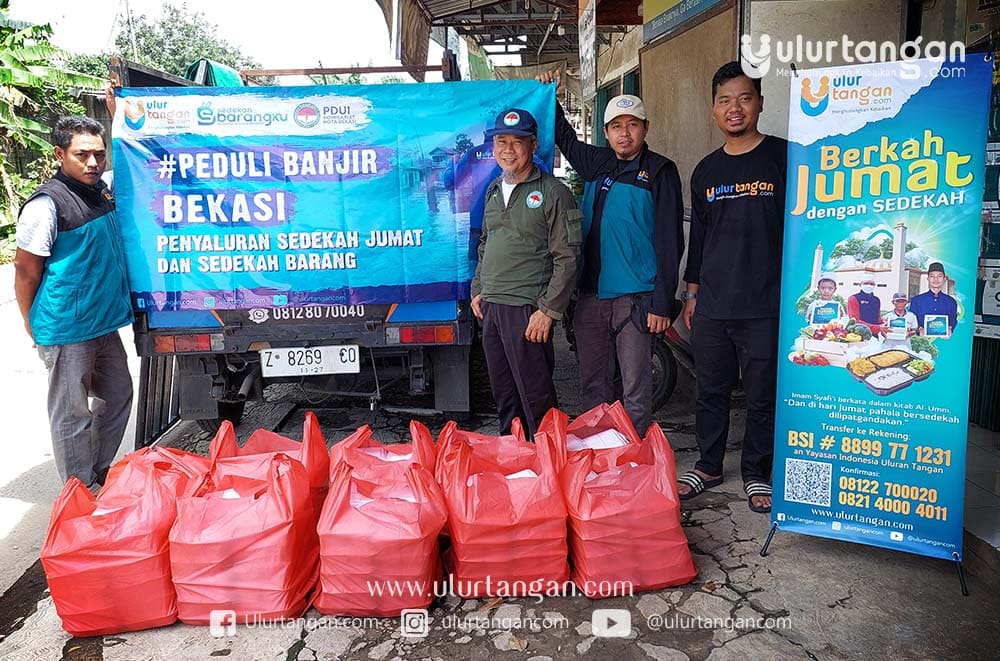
top-left (892, 291), bottom-right (908, 301)
top-left (604, 95), bottom-right (646, 124)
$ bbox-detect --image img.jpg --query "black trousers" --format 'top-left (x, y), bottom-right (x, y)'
top-left (691, 315), bottom-right (779, 483)
top-left (481, 301), bottom-right (557, 437)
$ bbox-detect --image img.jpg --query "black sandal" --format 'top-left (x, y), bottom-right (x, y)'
top-left (678, 471), bottom-right (724, 501)
top-left (745, 481), bottom-right (772, 513)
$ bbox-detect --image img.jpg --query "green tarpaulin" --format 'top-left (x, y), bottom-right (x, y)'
top-left (184, 59), bottom-right (244, 86)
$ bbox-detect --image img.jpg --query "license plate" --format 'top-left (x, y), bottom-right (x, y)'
top-left (260, 345), bottom-right (360, 377)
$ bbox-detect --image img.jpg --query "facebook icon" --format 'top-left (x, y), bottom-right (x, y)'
top-left (209, 610), bottom-right (237, 637)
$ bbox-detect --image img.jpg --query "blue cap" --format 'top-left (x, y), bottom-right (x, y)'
top-left (484, 108), bottom-right (537, 138)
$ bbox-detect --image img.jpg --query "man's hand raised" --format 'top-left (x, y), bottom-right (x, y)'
top-left (535, 70), bottom-right (560, 85)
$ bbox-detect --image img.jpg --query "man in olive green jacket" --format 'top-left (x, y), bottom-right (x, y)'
top-left (470, 108), bottom-right (581, 436)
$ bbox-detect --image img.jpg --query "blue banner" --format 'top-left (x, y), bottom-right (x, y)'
top-left (112, 81), bottom-right (554, 311)
top-left (773, 57), bottom-right (992, 560)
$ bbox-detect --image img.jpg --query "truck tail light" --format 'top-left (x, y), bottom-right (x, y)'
top-left (154, 333), bottom-right (225, 353)
top-left (391, 324), bottom-right (456, 344)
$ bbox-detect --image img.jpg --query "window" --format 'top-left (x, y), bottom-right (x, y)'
top-left (592, 68), bottom-right (640, 147)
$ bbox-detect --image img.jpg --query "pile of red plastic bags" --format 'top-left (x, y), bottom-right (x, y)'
top-left (41, 403), bottom-right (697, 636)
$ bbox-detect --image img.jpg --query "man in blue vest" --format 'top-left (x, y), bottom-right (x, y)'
top-left (537, 72), bottom-right (684, 435)
top-left (14, 116), bottom-right (134, 489)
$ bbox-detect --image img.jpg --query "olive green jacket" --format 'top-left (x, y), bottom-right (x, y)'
top-left (470, 167), bottom-right (581, 320)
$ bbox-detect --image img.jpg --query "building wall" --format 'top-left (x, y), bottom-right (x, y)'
top-left (597, 25), bottom-right (644, 91)
top-left (639, 7), bottom-right (738, 208)
top-left (746, 0), bottom-right (906, 137)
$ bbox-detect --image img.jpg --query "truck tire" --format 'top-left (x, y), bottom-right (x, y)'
top-left (196, 400), bottom-right (246, 434)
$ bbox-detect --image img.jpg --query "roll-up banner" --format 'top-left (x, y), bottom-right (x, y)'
top-left (773, 56), bottom-right (992, 560)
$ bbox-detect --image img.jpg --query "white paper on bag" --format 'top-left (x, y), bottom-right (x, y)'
top-left (221, 488), bottom-right (242, 500)
top-left (91, 506), bottom-right (125, 516)
top-left (358, 446), bottom-right (413, 462)
top-left (505, 468), bottom-right (538, 480)
top-left (566, 429), bottom-right (630, 451)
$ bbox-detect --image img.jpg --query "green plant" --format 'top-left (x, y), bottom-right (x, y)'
top-left (0, 9), bottom-right (103, 261)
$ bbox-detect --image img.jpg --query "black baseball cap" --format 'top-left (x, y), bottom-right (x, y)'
top-left (484, 108), bottom-right (537, 138)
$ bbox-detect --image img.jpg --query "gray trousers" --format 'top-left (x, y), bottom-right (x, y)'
top-left (37, 332), bottom-right (133, 488)
top-left (575, 293), bottom-right (653, 434)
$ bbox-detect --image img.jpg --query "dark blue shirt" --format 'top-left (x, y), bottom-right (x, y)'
top-left (909, 290), bottom-right (958, 330)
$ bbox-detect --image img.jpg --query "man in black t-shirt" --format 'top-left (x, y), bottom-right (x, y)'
top-left (677, 62), bottom-right (787, 514)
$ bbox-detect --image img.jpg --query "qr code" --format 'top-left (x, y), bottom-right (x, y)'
top-left (784, 458), bottom-right (832, 506)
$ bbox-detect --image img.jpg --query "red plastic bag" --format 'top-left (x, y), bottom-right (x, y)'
top-left (329, 420), bottom-right (436, 475)
top-left (209, 412), bottom-right (329, 516)
top-left (42, 460), bottom-right (182, 636)
top-left (100, 446), bottom-right (210, 499)
top-left (435, 421), bottom-right (568, 597)
top-left (316, 450), bottom-right (447, 616)
top-left (543, 404), bottom-right (697, 597)
top-left (169, 454), bottom-right (319, 625)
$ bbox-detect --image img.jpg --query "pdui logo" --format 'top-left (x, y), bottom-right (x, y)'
top-left (503, 111), bottom-right (521, 126)
top-left (526, 191), bottom-right (544, 208)
top-left (616, 98), bottom-right (635, 108)
top-left (294, 103), bottom-right (321, 128)
top-left (800, 76), bottom-right (831, 117)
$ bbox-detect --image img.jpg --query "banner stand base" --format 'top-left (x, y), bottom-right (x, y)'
top-left (760, 522), bottom-right (779, 557)
top-left (761, 526), bottom-right (970, 597)
top-left (953, 552), bottom-right (969, 597)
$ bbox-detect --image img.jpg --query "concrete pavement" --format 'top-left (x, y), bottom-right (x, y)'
top-left (1, 259), bottom-right (998, 660)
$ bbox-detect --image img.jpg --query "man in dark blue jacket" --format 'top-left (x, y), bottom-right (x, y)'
top-left (537, 72), bottom-right (684, 434)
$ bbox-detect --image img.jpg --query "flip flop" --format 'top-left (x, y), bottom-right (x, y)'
top-left (678, 471), bottom-right (724, 501)
top-left (745, 481), bottom-right (773, 514)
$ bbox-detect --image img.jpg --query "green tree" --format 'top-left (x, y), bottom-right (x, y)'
top-left (60, 52), bottom-right (110, 79)
top-left (454, 133), bottom-right (474, 154)
top-left (115, 2), bottom-right (259, 77)
top-left (830, 237), bottom-right (868, 261)
top-left (0, 8), bottom-right (104, 259)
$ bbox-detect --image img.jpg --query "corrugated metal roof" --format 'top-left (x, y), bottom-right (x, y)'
top-left (418, 1), bottom-right (507, 20)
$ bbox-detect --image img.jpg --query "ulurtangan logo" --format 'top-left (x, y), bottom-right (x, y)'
top-left (248, 309), bottom-right (270, 323)
top-left (294, 103), bottom-right (321, 128)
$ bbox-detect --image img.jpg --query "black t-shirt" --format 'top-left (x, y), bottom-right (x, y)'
top-left (685, 135), bottom-right (787, 319)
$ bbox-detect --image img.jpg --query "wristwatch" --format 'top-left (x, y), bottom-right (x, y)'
top-left (681, 291), bottom-right (697, 301)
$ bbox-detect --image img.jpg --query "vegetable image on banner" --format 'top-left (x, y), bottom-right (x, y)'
top-left (112, 81), bottom-right (555, 311)
top-left (772, 57), bottom-right (992, 561)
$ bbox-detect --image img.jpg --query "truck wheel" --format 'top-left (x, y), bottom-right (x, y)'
top-left (196, 400), bottom-right (246, 434)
